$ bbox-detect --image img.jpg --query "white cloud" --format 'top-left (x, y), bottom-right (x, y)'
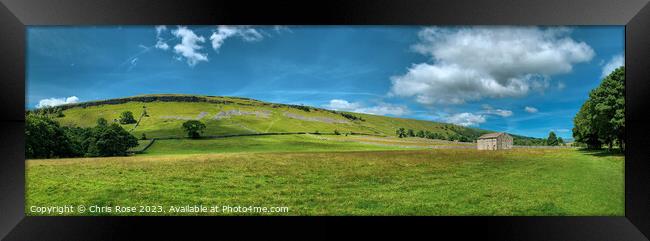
top-left (36, 96), bottom-right (79, 108)
top-left (601, 54), bottom-right (624, 78)
top-left (390, 27), bottom-right (595, 105)
top-left (154, 25), bottom-right (170, 50)
top-left (323, 99), bottom-right (409, 116)
top-left (488, 109), bottom-right (513, 117)
top-left (524, 106), bottom-right (539, 113)
top-left (324, 99), bottom-right (362, 110)
top-left (172, 26), bottom-right (208, 66)
top-left (481, 104), bottom-right (513, 117)
top-left (444, 112), bottom-right (486, 127)
top-left (210, 26), bottom-right (264, 51)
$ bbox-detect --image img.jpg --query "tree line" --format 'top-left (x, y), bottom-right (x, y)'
top-left (395, 127), bottom-right (474, 142)
top-left (573, 67), bottom-right (625, 151)
top-left (26, 113), bottom-right (138, 159)
top-left (395, 127), bottom-right (563, 146)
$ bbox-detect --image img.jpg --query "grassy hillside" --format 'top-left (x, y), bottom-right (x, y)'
top-left (48, 94), bottom-right (491, 140)
top-left (27, 148), bottom-right (623, 216)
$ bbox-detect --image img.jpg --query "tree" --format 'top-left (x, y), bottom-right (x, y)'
top-left (572, 67), bottom-right (624, 150)
top-left (589, 67), bottom-right (625, 150)
top-left (119, 111), bottom-right (137, 124)
top-left (141, 133), bottom-right (147, 140)
top-left (85, 123), bottom-right (138, 157)
top-left (573, 100), bottom-right (602, 149)
top-left (25, 113), bottom-right (138, 158)
top-left (416, 130), bottom-right (425, 138)
top-left (25, 114), bottom-right (76, 158)
top-left (547, 131), bottom-right (559, 146)
top-left (558, 137), bottom-right (564, 145)
top-left (407, 129), bottom-right (415, 137)
top-left (396, 128), bottom-right (406, 138)
top-left (182, 120), bottom-right (206, 138)
top-left (334, 129), bottom-right (341, 135)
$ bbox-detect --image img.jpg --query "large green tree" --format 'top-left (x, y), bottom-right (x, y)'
top-left (84, 123), bottom-right (138, 157)
top-left (589, 67), bottom-right (625, 150)
top-left (182, 120), bottom-right (206, 139)
top-left (573, 66), bottom-right (624, 150)
top-left (25, 114), bottom-right (76, 158)
top-left (573, 100), bottom-right (602, 149)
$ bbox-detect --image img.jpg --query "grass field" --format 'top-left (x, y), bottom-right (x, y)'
top-left (141, 135), bottom-right (411, 155)
top-left (26, 146), bottom-right (623, 216)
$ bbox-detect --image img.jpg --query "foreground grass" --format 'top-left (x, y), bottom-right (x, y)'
top-left (26, 148), bottom-right (623, 216)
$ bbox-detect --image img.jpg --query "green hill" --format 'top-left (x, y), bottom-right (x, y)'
top-left (41, 94), bottom-right (502, 141)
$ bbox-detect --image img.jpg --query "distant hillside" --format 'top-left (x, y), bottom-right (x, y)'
top-left (34, 94), bottom-right (538, 142)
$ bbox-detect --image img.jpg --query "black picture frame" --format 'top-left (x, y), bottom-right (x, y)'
top-left (1, 0), bottom-right (649, 240)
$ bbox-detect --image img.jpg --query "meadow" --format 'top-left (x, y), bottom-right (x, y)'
top-left (26, 96), bottom-right (623, 216)
top-left (26, 141), bottom-right (623, 216)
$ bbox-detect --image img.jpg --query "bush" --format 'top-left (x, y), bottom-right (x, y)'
top-left (334, 130), bottom-right (341, 135)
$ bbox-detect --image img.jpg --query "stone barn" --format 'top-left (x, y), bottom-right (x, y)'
top-left (477, 132), bottom-right (513, 150)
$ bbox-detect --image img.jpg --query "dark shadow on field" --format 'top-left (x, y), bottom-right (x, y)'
top-left (577, 148), bottom-right (624, 157)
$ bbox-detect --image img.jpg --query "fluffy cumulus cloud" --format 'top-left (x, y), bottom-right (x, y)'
top-left (524, 106), bottom-right (539, 113)
top-left (444, 112), bottom-right (486, 127)
top-left (390, 27), bottom-right (595, 105)
top-left (172, 26), bottom-right (208, 66)
top-left (155, 25), bottom-right (169, 50)
top-left (36, 96), bottom-right (79, 108)
top-left (324, 99), bottom-right (409, 116)
top-left (210, 26), bottom-right (264, 51)
top-left (601, 54), bottom-right (624, 77)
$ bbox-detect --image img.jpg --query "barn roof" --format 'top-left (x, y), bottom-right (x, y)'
top-left (478, 132), bottom-right (508, 139)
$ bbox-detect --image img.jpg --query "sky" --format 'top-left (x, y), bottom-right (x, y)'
top-left (26, 26), bottom-right (624, 139)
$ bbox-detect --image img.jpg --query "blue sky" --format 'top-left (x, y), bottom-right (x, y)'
top-left (26, 26), bottom-right (624, 139)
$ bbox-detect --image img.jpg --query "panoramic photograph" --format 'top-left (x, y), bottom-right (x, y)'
top-left (25, 25), bottom-right (624, 216)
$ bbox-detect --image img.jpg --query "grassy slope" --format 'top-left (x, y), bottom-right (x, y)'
top-left (54, 94), bottom-right (487, 139)
top-left (26, 149), bottom-right (623, 216)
